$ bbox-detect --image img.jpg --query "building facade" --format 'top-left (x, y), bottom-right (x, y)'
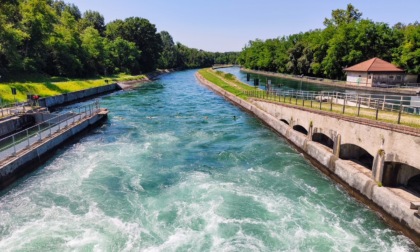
top-left (344, 58), bottom-right (406, 87)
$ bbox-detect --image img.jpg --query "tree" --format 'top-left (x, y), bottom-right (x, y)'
top-left (52, 0), bottom-right (81, 20)
top-left (20, 0), bottom-right (57, 72)
top-left (158, 31), bottom-right (178, 69)
top-left (45, 9), bottom-right (83, 76)
top-left (79, 10), bottom-right (105, 35)
top-left (81, 26), bottom-right (106, 75)
top-left (323, 4), bottom-right (362, 27)
top-left (398, 23), bottom-right (420, 74)
top-left (0, 0), bottom-right (27, 75)
top-left (105, 37), bottom-right (141, 74)
top-left (105, 17), bottom-right (162, 73)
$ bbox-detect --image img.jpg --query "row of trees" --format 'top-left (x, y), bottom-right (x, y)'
top-left (238, 4), bottom-right (420, 80)
top-left (0, 0), bottom-right (238, 80)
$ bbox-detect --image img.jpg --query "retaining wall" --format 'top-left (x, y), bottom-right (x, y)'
top-left (0, 115), bottom-right (35, 139)
top-left (195, 72), bottom-right (420, 244)
top-left (38, 84), bottom-right (121, 109)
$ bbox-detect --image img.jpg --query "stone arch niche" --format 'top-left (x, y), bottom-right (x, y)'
top-left (408, 175), bottom-right (420, 195)
top-left (312, 132), bottom-right (334, 149)
top-left (280, 119), bottom-right (289, 125)
top-left (339, 144), bottom-right (374, 169)
top-left (382, 162), bottom-right (420, 194)
top-left (292, 125), bottom-right (308, 135)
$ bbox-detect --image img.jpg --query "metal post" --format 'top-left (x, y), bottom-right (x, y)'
top-left (375, 100), bottom-right (379, 120)
top-left (382, 95), bottom-right (386, 110)
top-left (357, 98), bottom-right (361, 116)
top-left (12, 135), bottom-right (16, 155)
top-left (330, 95), bottom-right (333, 111)
top-left (342, 96), bottom-right (346, 114)
top-left (398, 101), bottom-right (403, 124)
top-left (311, 94), bottom-right (313, 108)
top-left (320, 94), bottom-right (322, 110)
top-left (38, 124), bottom-right (41, 141)
top-left (26, 129), bottom-right (30, 147)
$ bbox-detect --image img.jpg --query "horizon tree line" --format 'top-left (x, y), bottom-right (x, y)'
top-left (238, 4), bottom-right (420, 80)
top-left (0, 0), bottom-right (239, 80)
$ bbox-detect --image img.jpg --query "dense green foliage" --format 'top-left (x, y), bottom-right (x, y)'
top-left (238, 4), bottom-right (420, 80)
top-left (0, 0), bottom-right (238, 81)
top-left (157, 31), bottom-right (239, 69)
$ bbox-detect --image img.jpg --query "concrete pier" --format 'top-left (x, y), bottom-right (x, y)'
top-left (196, 72), bottom-right (420, 245)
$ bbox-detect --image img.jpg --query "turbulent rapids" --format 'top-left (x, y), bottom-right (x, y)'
top-left (0, 70), bottom-right (416, 251)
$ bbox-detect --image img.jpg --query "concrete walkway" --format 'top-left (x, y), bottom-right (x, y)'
top-left (0, 111), bottom-right (92, 162)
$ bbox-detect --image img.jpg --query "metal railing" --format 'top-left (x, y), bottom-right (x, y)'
top-left (243, 69), bottom-right (420, 89)
top-left (243, 90), bottom-right (420, 126)
top-left (0, 101), bottom-right (31, 118)
top-left (0, 101), bottom-right (100, 161)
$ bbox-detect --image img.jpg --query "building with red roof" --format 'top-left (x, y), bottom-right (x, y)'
top-left (343, 57), bottom-right (408, 87)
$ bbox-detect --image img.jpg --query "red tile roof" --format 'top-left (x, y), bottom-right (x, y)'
top-left (343, 57), bottom-right (404, 72)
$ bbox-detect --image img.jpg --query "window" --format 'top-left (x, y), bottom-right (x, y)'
top-left (396, 75), bottom-right (402, 80)
top-left (389, 75), bottom-right (394, 79)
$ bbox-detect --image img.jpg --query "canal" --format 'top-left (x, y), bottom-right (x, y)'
top-left (0, 70), bottom-right (416, 250)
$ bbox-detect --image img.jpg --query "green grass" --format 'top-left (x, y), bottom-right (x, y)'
top-left (0, 73), bottom-right (145, 104)
top-left (198, 68), bottom-right (420, 129)
top-left (199, 68), bottom-right (254, 99)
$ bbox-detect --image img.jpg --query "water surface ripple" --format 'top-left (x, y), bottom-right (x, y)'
top-left (0, 70), bottom-right (416, 251)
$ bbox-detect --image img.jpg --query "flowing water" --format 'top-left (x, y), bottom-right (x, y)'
top-left (0, 70), bottom-right (417, 251)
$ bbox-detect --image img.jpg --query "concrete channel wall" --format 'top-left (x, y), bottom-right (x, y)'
top-left (0, 109), bottom-right (108, 189)
top-left (195, 72), bottom-right (420, 244)
top-left (38, 84), bottom-right (121, 109)
top-left (0, 115), bottom-right (35, 138)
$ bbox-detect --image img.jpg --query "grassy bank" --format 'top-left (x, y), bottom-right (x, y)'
top-left (198, 68), bottom-right (420, 129)
top-left (0, 73), bottom-right (146, 104)
top-left (198, 68), bottom-right (255, 99)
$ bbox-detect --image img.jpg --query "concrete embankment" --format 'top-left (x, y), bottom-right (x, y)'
top-left (241, 68), bottom-right (419, 95)
top-left (195, 72), bottom-right (420, 246)
top-left (0, 108), bottom-right (108, 189)
top-left (37, 70), bottom-right (171, 109)
top-left (38, 84), bottom-right (121, 109)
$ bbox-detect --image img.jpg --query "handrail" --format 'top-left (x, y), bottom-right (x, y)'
top-left (262, 89), bottom-right (420, 114)
top-left (243, 90), bottom-right (420, 126)
top-left (0, 101), bottom-right (100, 160)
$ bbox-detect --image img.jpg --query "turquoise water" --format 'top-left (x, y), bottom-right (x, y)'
top-left (0, 70), bottom-right (417, 251)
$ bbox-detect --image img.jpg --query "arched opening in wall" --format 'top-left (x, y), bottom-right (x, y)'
top-left (408, 175), bottom-right (420, 195)
top-left (293, 125), bottom-right (308, 135)
top-left (339, 144), bottom-right (373, 169)
top-left (383, 162), bottom-right (420, 195)
top-left (312, 133), bottom-right (334, 149)
top-left (280, 119), bottom-right (289, 125)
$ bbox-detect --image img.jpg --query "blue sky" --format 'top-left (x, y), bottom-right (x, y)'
top-left (66, 0), bottom-right (420, 52)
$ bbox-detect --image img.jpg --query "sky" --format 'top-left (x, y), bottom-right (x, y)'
top-left (66, 0), bottom-right (420, 52)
